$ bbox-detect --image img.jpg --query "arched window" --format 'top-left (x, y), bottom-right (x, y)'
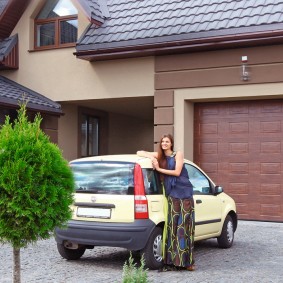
top-left (34, 0), bottom-right (78, 49)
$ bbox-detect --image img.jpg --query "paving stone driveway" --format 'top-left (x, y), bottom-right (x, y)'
top-left (1, 220), bottom-right (282, 283)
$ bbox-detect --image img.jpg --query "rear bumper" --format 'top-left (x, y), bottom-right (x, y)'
top-left (55, 219), bottom-right (156, 251)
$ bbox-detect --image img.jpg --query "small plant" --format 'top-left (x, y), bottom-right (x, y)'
top-left (122, 252), bottom-right (150, 283)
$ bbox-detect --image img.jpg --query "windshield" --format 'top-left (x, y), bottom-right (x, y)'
top-left (70, 162), bottom-right (135, 195)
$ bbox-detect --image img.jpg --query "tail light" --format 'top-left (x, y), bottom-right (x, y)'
top-left (134, 164), bottom-right (148, 219)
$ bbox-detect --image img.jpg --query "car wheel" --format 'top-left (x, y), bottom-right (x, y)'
top-left (57, 243), bottom-right (86, 260)
top-left (141, 227), bottom-right (163, 270)
top-left (217, 215), bottom-right (234, 248)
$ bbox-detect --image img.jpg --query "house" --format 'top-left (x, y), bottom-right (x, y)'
top-left (0, 0), bottom-right (282, 222)
top-left (0, 1), bottom-right (62, 141)
top-left (0, 75), bottom-right (62, 142)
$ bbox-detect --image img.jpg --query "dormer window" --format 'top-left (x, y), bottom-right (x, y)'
top-left (34, 0), bottom-right (78, 49)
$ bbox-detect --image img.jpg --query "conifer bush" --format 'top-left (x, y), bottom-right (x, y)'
top-left (0, 103), bottom-right (74, 283)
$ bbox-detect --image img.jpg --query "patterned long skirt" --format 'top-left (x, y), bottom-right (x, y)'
top-left (164, 196), bottom-right (195, 268)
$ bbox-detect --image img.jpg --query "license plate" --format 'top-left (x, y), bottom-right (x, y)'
top-left (76, 207), bottom-right (111, 218)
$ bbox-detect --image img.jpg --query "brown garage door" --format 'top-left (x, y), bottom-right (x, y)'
top-left (194, 100), bottom-right (283, 222)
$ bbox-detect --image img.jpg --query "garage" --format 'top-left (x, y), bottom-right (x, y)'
top-left (194, 100), bottom-right (283, 222)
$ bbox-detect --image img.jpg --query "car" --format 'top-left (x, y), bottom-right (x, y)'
top-left (55, 154), bottom-right (237, 270)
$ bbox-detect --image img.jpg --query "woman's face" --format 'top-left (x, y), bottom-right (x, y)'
top-left (161, 137), bottom-right (172, 151)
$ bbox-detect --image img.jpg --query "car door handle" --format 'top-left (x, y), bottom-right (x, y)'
top-left (196, 200), bottom-right (202, 204)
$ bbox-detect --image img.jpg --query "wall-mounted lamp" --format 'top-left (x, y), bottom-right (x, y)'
top-left (241, 55), bottom-right (249, 81)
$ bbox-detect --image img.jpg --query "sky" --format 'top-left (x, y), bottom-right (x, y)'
top-left (53, 0), bottom-right (77, 16)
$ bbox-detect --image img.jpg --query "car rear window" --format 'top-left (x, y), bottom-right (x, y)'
top-left (70, 161), bottom-right (135, 195)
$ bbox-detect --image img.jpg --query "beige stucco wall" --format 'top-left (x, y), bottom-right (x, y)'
top-left (59, 107), bottom-right (154, 161)
top-left (58, 104), bottom-right (151, 162)
top-left (58, 103), bottom-right (78, 161)
top-left (2, 0), bottom-right (154, 102)
top-left (174, 83), bottom-right (283, 160)
top-left (108, 112), bottom-right (154, 154)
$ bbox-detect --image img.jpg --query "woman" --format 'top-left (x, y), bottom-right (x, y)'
top-left (137, 134), bottom-right (195, 271)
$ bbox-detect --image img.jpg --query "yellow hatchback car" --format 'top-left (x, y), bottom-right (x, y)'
top-left (55, 155), bottom-right (237, 270)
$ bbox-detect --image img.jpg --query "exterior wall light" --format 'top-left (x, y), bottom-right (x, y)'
top-left (241, 55), bottom-right (249, 81)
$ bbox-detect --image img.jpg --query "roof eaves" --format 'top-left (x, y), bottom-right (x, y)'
top-left (0, 0), bottom-right (30, 39)
top-left (76, 22), bottom-right (283, 53)
top-left (75, 24), bottom-right (283, 61)
top-left (0, 75), bottom-right (63, 115)
top-left (0, 96), bottom-right (62, 115)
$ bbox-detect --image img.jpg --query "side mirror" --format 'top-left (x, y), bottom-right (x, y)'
top-left (214, 185), bottom-right (223, 194)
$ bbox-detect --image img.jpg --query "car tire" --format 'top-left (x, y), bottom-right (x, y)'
top-left (217, 215), bottom-right (234, 248)
top-left (141, 227), bottom-right (163, 270)
top-left (57, 243), bottom-right (86, 260)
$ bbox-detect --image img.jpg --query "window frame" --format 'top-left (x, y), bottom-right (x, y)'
top-left (184, 163), bottom-right (213, 195)
top-left (78, 107), bottom-right (108, 158)
top-left (80, 114), bottom-right (100, 158)
top-left (71, 161), bottom-right (135, 195)
top-left (34, 14), bottom-right (77, 50)
top-left (143, 169), bottom-right (163, 195)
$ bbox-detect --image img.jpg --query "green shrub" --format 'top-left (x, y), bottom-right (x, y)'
top-left (0, 102), bottom-right (74, 282)
top-left (122, 252), bottom-right (150, 283)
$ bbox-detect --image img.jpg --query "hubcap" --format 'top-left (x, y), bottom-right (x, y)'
top-left (227, 221), bottom-right (234, 242)
top-left (153, 234), bottom-right (163, 262)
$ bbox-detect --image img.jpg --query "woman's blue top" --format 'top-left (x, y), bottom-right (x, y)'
top-left (164, 154), bottom-right (193, 199)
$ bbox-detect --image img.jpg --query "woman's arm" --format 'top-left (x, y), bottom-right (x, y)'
top-left (136, 150), bottom-right (158, 160)
top-left (153, 151), bottom-right (184, 176)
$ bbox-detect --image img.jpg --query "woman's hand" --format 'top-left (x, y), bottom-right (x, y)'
top-left (152, 158), bottom-right (159, 170)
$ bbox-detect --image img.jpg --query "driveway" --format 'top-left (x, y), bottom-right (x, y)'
top-left (0, 221), bottom-right (282, 283)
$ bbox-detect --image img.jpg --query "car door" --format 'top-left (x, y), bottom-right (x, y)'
top-left (143, 168), bottom-right (166, 224)
top-left (185, 163), bottom-right (223, 238)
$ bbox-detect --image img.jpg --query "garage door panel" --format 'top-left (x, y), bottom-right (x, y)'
top-left (228, 179), bottom-right (250, 189)
top-left (236, 203), bottom-right (250, 219)
top-left (260, 162), bottom-right (281, 174)
top-left (260, 204), bottom-right (282, 221)
top-left (239, 202), bottom-right (262, 220)
top-left (261, 183), bottom-right (282, 195)
top-left (228, 121), bottom-right (249, 134)
top-left (228, 142), bottom-right (249, 154)
top-left (260, 120), bottom-right (282, 133)
top-left (194, 100), bottom-right (283, 221)
top-left (199, 142), bottom-right (218, 154)
top-left (259, 195), bottom-right (282, 205)
top-left (197, 162), bottom-right (218, 175)
top-left (198, 122), bottom-right (218, 135)
top-left (260, 141), bottom-right (281, 154)
top-left (228, 182), bottom-right (249, 194)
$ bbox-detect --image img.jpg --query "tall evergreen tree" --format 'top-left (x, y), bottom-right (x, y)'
top-left (0, 103), bottom-right (74, 283)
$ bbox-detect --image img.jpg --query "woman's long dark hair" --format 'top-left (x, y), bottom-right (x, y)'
top-left (157, 134), bottom-right (174, 170)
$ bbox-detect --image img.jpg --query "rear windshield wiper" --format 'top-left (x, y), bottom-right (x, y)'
top-left (76, 187), bottom-right (99, 193)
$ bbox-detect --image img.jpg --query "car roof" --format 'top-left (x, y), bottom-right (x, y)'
top-left (70, 154), bottom-right (153, 168)
top-left (70, 154), bottom-right (196, 169)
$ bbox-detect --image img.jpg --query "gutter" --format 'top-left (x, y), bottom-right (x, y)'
top-left (74, 29), bottom-right (283, 61)
top-left (0, 97), bottom-right (63, 116)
